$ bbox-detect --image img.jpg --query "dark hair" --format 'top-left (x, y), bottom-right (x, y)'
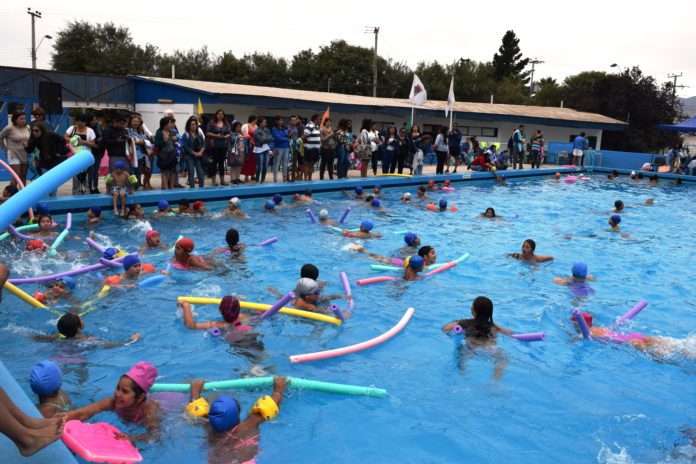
top-left (304, 189), bottom-right (312, 197)
top-left (185, 116), bottom-right (199, 133)
top-left (388, 126), bottom-right (397, 136)
top-left (127, 114), bottom-right (144, 134)
top-left (215, 109), bottom-right (225, 119)
top-left (120, 375), bottom-right (146, 401)
top-left (523, 239), bottom-right (536, 251)
top-left (159, 116), bottom-right (174, 130)
top-left (580, 132), bottom-right (586, 136)
top-left (36, 213), bottom-right (52, 224)
top-left (275, 115), bottom-right (284, 126)
top-left (11, 110), bottom-right (25, 125)
top-left (614, 200), bottom-right (624, 209)
top-left (636, 173), bottom-right (644, 179)
top-left (485, 207), bottom-right (496, 217)
top-left (3, 184), bottom-right (18, 196)
top-left (439, 126), bottom-right (448, 136)
top-left (257, 116), bottom-right (266, 126)
top-left (225, 228), bottom-right (240, 249)
top-left (231, 120), bottom-right (242, 132)
top-left (458, 296), bottom-right (495, 338)
top-left (301, 263), bottom-right (319, 280)
top-left (57, 313), bottom-right (82, 338)
top-left (337, 119), bottom-right (350, 131)
top-left (179, 199), bottom-right (189, 207)
top-left (32, 107), bottom-right (46, 117)
top-left (611, 170), bottom-right (619, 177)
top-left (114, 113), bottom-right (128, 123)
top-left (310, 113), bottom-right (321, 123)
top-left (417, 246), bottom-right (433, 258)
top-left (247, 114), bottom-right (257, 123)
top-left (360, 119), bottom-right (372, 132)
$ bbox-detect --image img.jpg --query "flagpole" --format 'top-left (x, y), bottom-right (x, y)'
top-left (449, 111), bottom-right (453, 132)
top-left (410, 105), bottom-right (414, 129)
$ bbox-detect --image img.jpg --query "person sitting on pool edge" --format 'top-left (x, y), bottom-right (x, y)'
top-left (403, 255), bottom-right (425, 281)
top-left (290, 278), bottom-right (350, 318)
top-left (30, 360), bottom-right (71, 418)
top-left (32, 312), bottom-right (140, 347)
top-left (179, 295), bottom-right (253, 332)
top-left (66, 361), bottom-right (161, 442)
top-left (185, 376), bottom-right (289, 464)
top-left (140, 229), bottom-right (169, 254)
top-left (103, 254), bottom-right (168, 286)
top-left (507, 239), bottom-right (553, 263)
top-left (220, 197), bottom-right (249, 218)
top-left (172, 237), bottom-right (215, 270)
top-left (343, 219), bottom-right (382, 239)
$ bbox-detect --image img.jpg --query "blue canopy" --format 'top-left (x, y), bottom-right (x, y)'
top-left (658, 115), bottom-right (696, 133)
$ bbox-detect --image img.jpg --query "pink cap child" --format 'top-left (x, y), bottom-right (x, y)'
top-left (124, 362), bottom-right (157, 393)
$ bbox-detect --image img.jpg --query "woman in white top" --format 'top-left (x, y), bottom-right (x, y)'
top-left (0, 111), bottom-right (31, 185)
top-left (433, 126), bottom-right (449, 175)
top-left (64, 113), bottom-right (96, 195)
top-left (369, 121), bottom-right (383, 176)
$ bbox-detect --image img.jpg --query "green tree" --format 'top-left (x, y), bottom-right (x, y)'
top-left (532, 77), bottom-right (563, 107)
top-left (492, 30), bottom-right (529, 82)
top-left (157, 47), bottom-right (214, 81)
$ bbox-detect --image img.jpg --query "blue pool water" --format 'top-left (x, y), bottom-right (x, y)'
top-left (1, 175), bottom-right (695, 463)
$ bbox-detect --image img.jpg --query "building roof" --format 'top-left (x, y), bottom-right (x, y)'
top-left (136, 76), bottom-right (625, 127)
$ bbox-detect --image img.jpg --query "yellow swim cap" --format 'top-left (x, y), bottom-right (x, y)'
top-left (114, 248), bottom-right (126, 258)
top-left (186, 397), bottom-right (210, 418)
top-left (251, 395), bottom-right (279, 421)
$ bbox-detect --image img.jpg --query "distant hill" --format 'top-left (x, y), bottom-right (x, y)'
top-left (680, 96), bottom-right (696, 117)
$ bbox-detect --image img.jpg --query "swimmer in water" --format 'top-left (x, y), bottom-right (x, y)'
top-left (554, 172), bottom-right (561, 180)
top-left (31, 214), bottom-right (58, 239)
top-left (179, 295), bottom-right (252, 331)
top-left (416, 186), bottom-right (429, 201)
top-left (480, 207), bottom-right (501, 219)
top-left (427, 198), bottom-right (457, 212)
top-left (290, 278), bottom-right (351, 318)
top-left (372, 185), bottom-right (382, 197)
top-left (425, 179), bottom-right (438, 191)
top-left (317, 209), bottom-right (336, 226)
top-left (172, 237), bottom-right (215, 270)
top-left (185, 376), bottom-right (289, 464)
top-left (192, 200), bottom-right (207, 215)
top-left (84, 206), bottom-right (102, 226)
top-left (400, 192), bottom-right (411, 202)
top-left (177, 199), bottom-right (192, 215)
top-left (29, 360), bottom-right (71, 418)
top-left (553, 262), bottom-right (596, 285)
top-left (608, 214), bottom-right (630, 238)
top-left (125, 203), bottom-right (144, 220)
top-left (343, 186), bottom-right (365, 200)
top-left (271, 194), bottom-right (284, 207)
top-left (418, 245), bottom-right (437, 266)
top-left (140, 229), bottom-right (169, 253)
top-left (102, 254), bottom-right (169, 287)
top-left (343, 219), bottom-right (382, 239)
top-left (220, 197), bottom-right (249, 218)
top-left (402, 232), bottom-right (421, 251)
top-left (370, 198), bottom-right (385, 212)
top-left (644, 198), bottom-right (654, 206)
top-left (294, 189), bottom-right (313, 202)
top-left (213, 228), bottom-right (246, 255)
top-left (507, 239), bottom-right (554, 263)
top-left (33, 277), bottom-right (80, 307)
top-left (403, 255), bottom-right (425, 281)
top-left (613, 200), bottom-right (624, 213)
top-left (33, 312), bottom-right (140, 347)
top-left (153, 200), bottom-right (172, 217)
top-left (263, 200), bottom-right (277, 213)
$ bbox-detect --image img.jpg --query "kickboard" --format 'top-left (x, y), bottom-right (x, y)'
top-left (62, 420), bottom-right (142, 463)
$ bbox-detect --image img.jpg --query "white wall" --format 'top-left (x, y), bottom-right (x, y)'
top-left (135, 103), bottom-right (196, 134)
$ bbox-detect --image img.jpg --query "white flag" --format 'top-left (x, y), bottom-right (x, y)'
top-left (445, 77), bottom-right (455, 117)
top-left (409, 74), bottom-right (428, 106)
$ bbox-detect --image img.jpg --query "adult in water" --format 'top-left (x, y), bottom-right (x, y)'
top-left (506, 239), bottom-right (553, 263)
top-left (172, 237), bottom-right (215, 270)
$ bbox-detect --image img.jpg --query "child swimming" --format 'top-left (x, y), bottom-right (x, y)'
top-left (139, 229), bottom-right (169, 254)
top-left (154, 200), bottom-right (173, 217)
top-left (33, 277), bottom-right (79, 307)
top-left (31, 213), bottom-right (57, 239)
top-left (179, 295), bottom-right (253, 332)
top-left (507, 239), bottom-right (554, 263)
top-left (290, 278), bottom-right (350, 318)
top-left (172, 237), bottom-right (215, 270)
top-left (403, 255), bottom-right (425, 281)
top-left (317, 209), bottom-right (336, 226)
top-left (30, 360), bottom-right (71, 418)
top-left (343, 219), bottom-right (382, 239)
top-left (220, 197), bottom-right (248, 218)
top-left (212, 228), bottom-right (246, 255)
top-left (32, 312), bottom-right (141, 347)
top-left (84, 206), bottom-right (102, 226)
top-left (102, 254), bottom-right (168, 286)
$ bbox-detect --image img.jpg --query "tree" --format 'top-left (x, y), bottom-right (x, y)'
top-left (492, 30), bottom-right (529, 83)
top-left (157, 47), bottom-right (214, 81)
top-left (531, 77), bottom-right (563, 107)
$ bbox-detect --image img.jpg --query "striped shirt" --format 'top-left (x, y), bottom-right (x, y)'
top-left (303, 123), bottom-right (321, 150)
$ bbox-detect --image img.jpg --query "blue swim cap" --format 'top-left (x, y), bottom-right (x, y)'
top-left (374, 185), bottom-right (381, 190)
top-left (122, 254), bottom-right (141, 271)
top-left (208, 396), bottom-right (240, 432)
top-left (115, 160), bottom-right (126, 169)
top-left (103, 247), bottom-right (119, 261)
top-left (265, 200), bottom-right (276, 210)
top-left (273, 193), bottom-right (283, 204)
top-left (36, 201), bottom-right (49, 214)
top-left (58, 276), bottom-right (76, 290)
top-left (439, 199), bottom-right (448, 209)
top-left (158, 200), bottom-right (169, 211)
top-left (355, 186), bottom-right (363, 194)
top-left (572, 262), bottom-right (588, 279)
top-left (404, 232), bottom-right (418, 246)
top-left (89, 206), bottom-right (101, 217)
top-left (610, 214), bottom-right (621, 224)
top-left (30, 361), bottom-right (62, 397)
top-left (407, 255), bottom-right (424, 270)
top-left (360, 219), bottom-right (374, 232)
top-left (371, 198), bottom-right (381, 208)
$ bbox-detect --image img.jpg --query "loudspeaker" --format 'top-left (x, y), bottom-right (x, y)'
top-left (38, 81), bottom-right (63, 114)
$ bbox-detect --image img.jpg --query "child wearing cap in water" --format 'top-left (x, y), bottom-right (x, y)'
top-left (67, 362), bottom-right (161, 441)
top-left (553, 262), bottom-right (596, 285)
top-left (372, 185), bottom-right (382, 197)
top-left (426, 198), bottom-right (458, 212)
top-left (185, 376), bottom-right (289, 464)
top-left (192, 200), bottom-right (207, 215)
top-left (179, 295), bottom-right (253, 332)
top-left (343, 219), bottom-right (382, 239)
top-left (172, 237), bottom-right (215, 270)
top-left (403, 232), bottom-right (421, 251)
top-left (317, 209), bottom-right (336, 226)
top-left (400, 192), bottom-right (411, 202)
top-left (343, 186), bottom-right (365, 200)
top-left (30, 360), bottom-right (71, 418)
top-left (220, 197), bottom-right (248, 218)
top-left (263, 200), bottom-right (277, 213)
top-left (84, 206), bottom-right (102, 226)
top-left (32, 312), bottom-right (140, 346)
top-left (425, 179), bottom-right (438, 191)
top-left (31, 213), bottom-right (58, 239)
top-left (608, 214), bottom-right (630, 238)
top-left (33, 277), bottom-right (79, 307)
top-left (507, 239), bottom-right (554, 263)
top-left (153, 200), bottom-right (173, 217)
top-left (140, 229), bottom-right (169, 254)
top-left (370, 198), bottom-right (385, 212)
top-left (403, 255), bottom-right (425, 281)
top-left (271, 193), bottom-right (284, 207)
top-left (290, 278), bottom-right (351, 318)
top-left (293, 189), bottom-right (313, 202)
top-left (102, 254), bottom-right (167, 286)
top-left (110, 160), bottom-right (130, 217)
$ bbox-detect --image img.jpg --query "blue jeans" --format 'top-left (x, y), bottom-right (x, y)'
top-left (383, 150), bottom-right (394, 174)
top-left (272, 147), bottom-right (289, 182)
top-left (255, 150), bottom-right (269, 183)
top-left (186, 155), bottom-right (205, 187)
top-left (336, 145), bottom-right (349, 178)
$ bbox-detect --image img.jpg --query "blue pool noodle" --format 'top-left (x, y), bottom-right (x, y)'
top-left (138, 274), bottom-right (166, 288)
top-left (572, 309), bottom-right (591, 339)
top-left (339, 207), bottom-right (351, 224)
top-left (0, 151), bottom-right (94, 231)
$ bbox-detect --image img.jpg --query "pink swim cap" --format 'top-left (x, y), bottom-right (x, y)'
top-left (125, 362), bottom-right (157, 393)
top-left (146, 230), bottom-right (159, 241)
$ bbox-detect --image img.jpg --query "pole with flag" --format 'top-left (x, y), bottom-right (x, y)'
top-left (197, 97), bottom-right (204, 121)
top-left (320, 106), bottom-right (330, 129)
top-left (409, 74), bottom-right (428, 131)
top-left (445, 77), bottom-right (455, 131)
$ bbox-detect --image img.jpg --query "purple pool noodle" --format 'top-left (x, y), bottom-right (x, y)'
top-left (339, 207), bottom-right (351, 224)
top-left (614, 300), bottom-right (648, 327)
top-left (259, 291), bottom-right (295, 319)
top-left (65, 213), bottom-right (72, 230)
top-left (511, 332), bottom-right (545, 342)
top-left (7, 225), bottom-right (33, 241)
top-left (339, 271), bottom-right (354, 310)
top-left (330, 303), bottom-right (345, 322)
top-left (86, 237), bottom-right (105, 253)
top-left (572, 309), bottom-right (591, 339)
top-left (208, 327), bottom-right (221, 337)
top-left (453, 324), bottom-right (463, 334)
top-left (9, 262), bottom-right (107, 284)
top-left (257, 236), bottom-right (278, 247)
top-left (306, 209), bottom-right (318, 224)
top-left (99, 257), bottom-right (123, 268)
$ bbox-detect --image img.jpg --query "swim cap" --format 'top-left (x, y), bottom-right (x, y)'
top-left (374, 185), bottom-right (381, 190)
top-left (404, 232), bottom-right (418, 246)
top-left (208, 396), bottom-right (240, 432)
top-left (30, 361), bottom-right (62, 396)
top-left (229, 197), bottom-right (240, 207)
top-left (265, 200), bottom-right (275, 210)
top-left (219, 295), bottom-right (241, 323)
top-left (36, 201), bottom-right (49, 214)
top-left (610, 214), bottom-right (621, 224)
top-left (404, 255), bottom-right (424, 271)
top-left (403, 192), bottom-right (411, 200)
top-left (272, 193), bottom-right (282, 204)
top-left (26, 239), bottom-right (46, 252)
top-left (124, 361), bottom-right (157, 393)
top-left (158, 200), bottom-right (169, 211)
top-left (103, 247), bottom-right (119, 260)
top-left (115, 160), bottom-right (126, 169)
top-left (295, 277), bottom-right (319, 296)
top-left (428, 179), bottom-right (435, 185)
top-left (360, 219), bottom-right (374, 232)
top-left (571, 262), bottom-right (588, 279)
top-left (122, 254), bottom-right (141, 271)
top-left (444, 179), bottom-right (451, 186)
top-left (89, 206), bottom-right (101, 217)
top-left (192, 200), bottom-right (204, 210)
top-left (570, 312), bottom-right (593, 327)
top-left (146, 229), bottom-right (159, 241)
top-left (319, 209), bottom-right (329, 220)
top-left (439, 199), bottom-right (448, 209)
top-left (177, 237), bottom-right (194, 252)
top-left (355, 186), bottom-right (363, 194)
top-left (371, 198), bottom-right (381, 208)
top-left (58, 276), bottom-right (76, 290)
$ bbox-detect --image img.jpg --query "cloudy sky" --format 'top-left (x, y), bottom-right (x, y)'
top-left (2, 1), bottom-right (695, 107)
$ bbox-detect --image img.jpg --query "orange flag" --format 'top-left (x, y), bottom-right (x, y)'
top-left (320, 107), bottom-right (330, 129)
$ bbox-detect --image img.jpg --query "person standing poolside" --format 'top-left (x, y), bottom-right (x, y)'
top-left (182, 116), bottom-right (206, 189)
top-left (530, 130), bottom-right (544, 169)
top-left (240, 115), bottom-right (258, 184)
top-left (507, 239), bottom-right (553, 263)
top-left (448, 123), bottom-right (462, 173)
top-left (253, 117), bottom-right (273, 184)
top-left (205, 109), bottom-right (231, 186)
top-left (319, 118), bottom-right (337, 180)
top-left (228, 120), bottom-right (245, 184)
top-left (302, 114), bottom-right (322, 181)
top-left (0, 110), bottom-right (30, 185)
top-left (271, 116), bottom-right (290, 182)
top-left (511, 125), bottom-right (526, 170)
top-left (572, 132), bottom-right (588, 166)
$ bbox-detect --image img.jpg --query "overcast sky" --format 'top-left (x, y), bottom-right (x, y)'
top-left (2, 1), bottom-right (695, 109)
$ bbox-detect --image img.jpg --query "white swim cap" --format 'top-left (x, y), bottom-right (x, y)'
top-left (229, 197), bottom-right (240, 207)
top-left (319, 209), bottom-right (329, 220)
top-left (630, 170), bottom-right (636, 175)
top-left (403, 192), bottom-right (411, 200)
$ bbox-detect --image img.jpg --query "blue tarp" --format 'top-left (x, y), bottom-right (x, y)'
top-left (657, 115), bottom-right (696, 132)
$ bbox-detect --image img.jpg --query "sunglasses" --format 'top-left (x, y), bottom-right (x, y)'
top-left (31, 129), bottom-right (41, 133)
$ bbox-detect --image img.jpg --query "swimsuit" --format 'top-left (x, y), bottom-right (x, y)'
top-left (113, 186), bottom-right (128, 195)
top-left (39, 395), bottom-right (70, 413)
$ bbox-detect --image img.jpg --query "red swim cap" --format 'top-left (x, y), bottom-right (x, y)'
top-left (193, 201), bottom-right (204, 210)
top-left (570, 312), bottom-right (593, 327)
top-left (26, 239), bottom-right (47, 252)
top-left (146, 230), bottom-right (159, 241)
top-left (177, 237), bottom-right (194, 253)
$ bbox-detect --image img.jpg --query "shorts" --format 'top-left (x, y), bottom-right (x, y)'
top-left (6, 151), bottom-right (27, 165)
top-left (113, 186), bottom-right (128, 195)
top-left (573, 149), bottom-right (583, 157)
top-left (304, 148), bottom-right (319, 166)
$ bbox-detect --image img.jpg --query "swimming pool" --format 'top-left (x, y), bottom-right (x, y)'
top-left (1, 174), bottom-right (695, 463)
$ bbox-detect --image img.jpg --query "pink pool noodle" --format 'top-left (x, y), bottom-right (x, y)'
top-left (422, 261), bottom-right (457, 277)
top-left (62, 420), bottom-right (142, 463)
top-left (259, 291), bottom-right (295, 319)
top-left (614, 300), bottom-right (648, 327)
top-left (0, 158), bottom-right (34, 220)
top-left (442, 186), bottom-right (455, 192)
top-left (339, 271), bottom-right (354, 310)
top-left (391, 258), bottom-right (404, 266)
top-left (257, 236), bottom-right (278, 246)
top-left (356, 276), bottom-right (398, 286)
top-left (290, 307), bottom-right (414, 363)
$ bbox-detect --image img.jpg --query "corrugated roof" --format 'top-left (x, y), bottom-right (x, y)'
top-left (138, 76), bottom-right (625, 126)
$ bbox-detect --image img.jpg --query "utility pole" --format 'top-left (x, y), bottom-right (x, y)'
top-left (27, 8), bottom-right (42, 70)
top-left (365, 27), bottom-right (380, 97)
top-left (667, 72), bottom-right (683, 100)
top-left (528, 58), bottom-right (544, 97)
